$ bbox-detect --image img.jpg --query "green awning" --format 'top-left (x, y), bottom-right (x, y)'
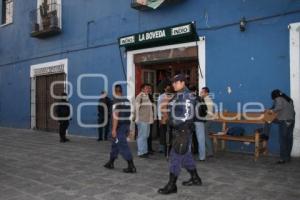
top-left (119, 22), bottom-right (198, 50)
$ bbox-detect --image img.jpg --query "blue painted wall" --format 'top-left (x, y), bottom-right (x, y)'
top-left (0, 0), bottom-right (300, 153)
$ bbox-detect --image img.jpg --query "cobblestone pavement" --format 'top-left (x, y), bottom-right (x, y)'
top-left (0, 127), bottom-right (300, 200)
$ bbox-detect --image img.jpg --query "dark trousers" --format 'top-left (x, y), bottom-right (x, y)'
top-left (98, 118), bottom-right (110, 140)
top-left (264, 120), bottom-right (295, 161)
top-left (278, 121), bottom-right (294, 161)
top-left (192, 130), bottom-right (198, 154)
top-left (159, 124), bottom-right (167, 146)
top-left (110, 124), bottom-right (133, 161)
top-left (59, 121), bottom-right (69, 140)
top-left (148, 123), bottom-right (154, 152)
top-left (165, 126), bottom-right (173, 156)
top-left (169, 129), bottom-right (196, 176)
top-left (159, 124), bottom-right (171, 155)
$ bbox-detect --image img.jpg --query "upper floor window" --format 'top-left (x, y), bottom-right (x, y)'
top-left (1, 0), bottom-right (13, 25)
top-left (30, 0), bottom-right (62, 38)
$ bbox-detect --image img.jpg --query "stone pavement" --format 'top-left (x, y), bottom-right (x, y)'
top-left (0, 127), bottom-right (300, 200)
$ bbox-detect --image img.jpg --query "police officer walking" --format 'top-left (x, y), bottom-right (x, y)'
top-left (158, 74), bottom-right (202, 195)
top-left (104, 85), bottom-right (137, 173)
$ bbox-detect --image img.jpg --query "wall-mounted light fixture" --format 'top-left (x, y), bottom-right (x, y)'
top-left (240, 17), bottom-right (247, 32)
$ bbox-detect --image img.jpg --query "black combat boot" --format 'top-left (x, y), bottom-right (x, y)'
top-left (158, 173), bottom-right (178, 195)
top-left (182, 169), bottom-right (202, 186)
top-left (123, 160), bottom-right (137, 173)
top-left (104, 158), bottom-right (115, 169)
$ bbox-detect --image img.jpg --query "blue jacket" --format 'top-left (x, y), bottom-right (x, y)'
top-left (168, 87), bottom-right (196, 129)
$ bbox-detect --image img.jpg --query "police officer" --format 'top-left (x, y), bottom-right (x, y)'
top-left (158, 74), bottom-right (202, 195)
top-left (56, 92), bottom-right (71, 143)
top-left (97, 91), bottom-right (112, 141)
top-left (104, 85), bottom-right (136, 173)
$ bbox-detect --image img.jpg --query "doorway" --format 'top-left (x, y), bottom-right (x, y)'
top-left (130, 40), bottom-right (205, 141)
top-left (36, 73), bottom-right (65, 132)
top-left (136, 60), bottom-right (199, 95)
top-left (126, 38), bottom-right (206, 99)
top-left (30, 59), bottom-right (68, 132)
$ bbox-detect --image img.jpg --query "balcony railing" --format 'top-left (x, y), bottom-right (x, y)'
top-left (30, 3), bottom-right (61, 38)
top-left (131, 0), bottom-right (150, 10)
top-left (131, 0), bottom-right (184, 10)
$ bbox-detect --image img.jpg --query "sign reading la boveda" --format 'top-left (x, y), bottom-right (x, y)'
top-left (138, 30), bottom-right (166, 42)
top-left (119, 22), bottom-right (197, 49)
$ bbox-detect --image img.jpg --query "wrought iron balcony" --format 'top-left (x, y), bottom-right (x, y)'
top-left (30, 2), bottom-right (61, 38)
top-left (131, 0), bottom-right (150, 10)
top-left (131, 0), bottom-right (184, 10)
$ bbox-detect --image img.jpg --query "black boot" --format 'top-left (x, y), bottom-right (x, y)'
top-left (104, 159), bottom-right (115, 169)
top-left (182, 169), bottom-right (202, 186)
top-left (123, 160), bottom-right (137, 173)
top-left (158, 173), bottom-right (178, 195)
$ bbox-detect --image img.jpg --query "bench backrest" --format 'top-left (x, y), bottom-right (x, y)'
top-left (213, 112), bottom-right (270, 124)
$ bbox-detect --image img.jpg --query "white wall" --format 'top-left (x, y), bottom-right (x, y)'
top-left (290, 23), bottom-right (300, 157)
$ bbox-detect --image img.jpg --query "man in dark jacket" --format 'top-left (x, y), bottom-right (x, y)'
top-left (158, 74), bottom-right (202, 195)
top-left (98, 91), bottom-right (112, 141)
top-left (56, 92), bottom-right (71, 143)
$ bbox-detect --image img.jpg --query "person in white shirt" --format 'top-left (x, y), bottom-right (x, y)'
top-left (135, 84), bottom-right (154, 158)
top-left (200, 87), bottom-right (214, 157)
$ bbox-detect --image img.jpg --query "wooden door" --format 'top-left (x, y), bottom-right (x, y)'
top-left (36, 76), bottom-right (47, 130)
top-left (36, 73), bottom-right (65, 132)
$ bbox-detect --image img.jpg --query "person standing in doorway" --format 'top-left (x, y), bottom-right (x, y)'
top-left (103, 85), bottom-right (136, 173)
top-left (148, 84), bottom-right (156, 154)
top-left (97, 91), bottom-right (112, 141)
top-left (157, 83), bottom-right (173, 154)
top-left (135, 84), bottom-right (154, 158)
top-left (56, 92), bottom-right (71, 143)
top-left (191, 86), bottom-right (207, 161)
top-left (200, 87), bottom-right (214, 158)
top-left (158, 74), bottom-right (202, 195)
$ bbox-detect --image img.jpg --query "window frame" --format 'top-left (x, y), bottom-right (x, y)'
top-left (37, 0), bottom-right (62, 29)
top-left (1, 0), bottom-right (14, 26)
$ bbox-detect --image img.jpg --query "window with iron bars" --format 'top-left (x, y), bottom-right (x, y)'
top-left (1, 0), bottom-right (13, 25)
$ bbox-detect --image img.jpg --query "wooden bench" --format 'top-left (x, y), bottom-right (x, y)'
top-left (208, 112), bottom-right (272, 161)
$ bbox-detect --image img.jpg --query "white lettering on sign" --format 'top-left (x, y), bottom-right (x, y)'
top-left (138, 30), bottom-right (166, 42)
top-left (171, 25), bottom-right (191, 36)
top-left (120, 36), bottom-right (135, 45)
top-left (34, 64), bottom-right (65, 76)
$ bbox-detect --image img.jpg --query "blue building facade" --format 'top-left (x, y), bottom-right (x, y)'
top-left (1, 0), bottom-right (300, 155)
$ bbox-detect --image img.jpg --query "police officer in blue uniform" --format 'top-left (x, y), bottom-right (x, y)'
top-left (104, 85), bottom-right (136, 173)
top-left (158, 74), bottom-right (202, 195)
top-left (56, 92), bottom-right (71, 143)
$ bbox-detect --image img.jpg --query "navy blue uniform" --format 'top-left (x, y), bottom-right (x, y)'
top-left (168, 87), bottom-right (196, 176)
top-left (56, 99), bottom-right (71, 142)
top-left (109, 98), bottom-right (133, 161)
top-left (97, 96), bottom-right (112, 140)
